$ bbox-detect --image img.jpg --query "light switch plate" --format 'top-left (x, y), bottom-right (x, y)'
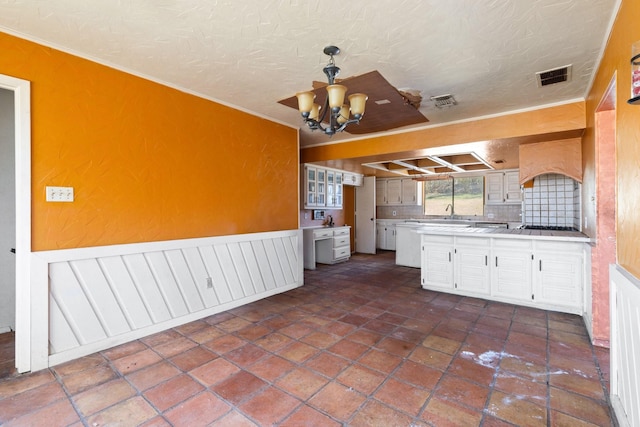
top-left (46, 186), bottom-right (74, 202)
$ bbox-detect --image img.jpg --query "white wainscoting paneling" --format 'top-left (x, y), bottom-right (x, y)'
top-left (610, 264), bottom-right (640, 427)
top-left (31, 229), bottom-right (303, 370)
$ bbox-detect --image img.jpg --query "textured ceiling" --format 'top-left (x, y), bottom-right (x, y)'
top-left (0, 0), bottom-right (617, 149)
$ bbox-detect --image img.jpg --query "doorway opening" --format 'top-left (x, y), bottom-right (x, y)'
top-left (590, 74), bottom-right (617, 347)
top-left (0, 87), bottom-right (16, 377)
top-left (0, 74), bottom-right (32, 374)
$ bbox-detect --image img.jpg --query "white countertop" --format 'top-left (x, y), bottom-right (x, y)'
top-left (396, 222), bottom-right (472, 228)
top-left (301, 225), bottom-right (351, 230)
top-left (415, 225), bottom-right (591, 243)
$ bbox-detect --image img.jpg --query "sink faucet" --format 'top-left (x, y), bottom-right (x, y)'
top-left (445, 203), bottom-right (454, 218)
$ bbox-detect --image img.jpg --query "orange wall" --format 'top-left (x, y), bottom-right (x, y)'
top-left (584, 0), bottom-right (640, 278)
top-left (0, 32), bottom-right (299, 251)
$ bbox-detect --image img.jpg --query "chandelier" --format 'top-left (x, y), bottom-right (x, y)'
top-left (295, 46), bottom-right (368, 136)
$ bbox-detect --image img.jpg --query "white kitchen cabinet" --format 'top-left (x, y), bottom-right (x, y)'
top-left (376, 179), bottom-right (401, 205)
top-left (376, 178), bottom-right (422, 206)
top-left (326, 170), bottom-right (335, 208)
top-left (316, 168), bottom-right (326, 206)
top-left (532, 241), bottom-right (583, 311)
top-left (454, 238), bottom-right (490, 295)
top-left (325, 170), bottom-right (343, 208)
top-left (485, 170), bottom-right (522, 205)
top-left (421, 235), bottom-right (454, 290)
top-left (422, 235), bottom-right (489, 295)
top-left (491, 238), bottom-right (533, 302)
top-left (492, 248), bottom-right (533, 302)
top-left (376, 180), bottom-right (387, 205)
top-left (401, 179), bottom-right (422, 205)
top-left (334, 173), bottom-right (343, 208)
top-left (316, 226), bottom-right (351, 265)
top-left (376, 222), bottom-right (396, 251)
top-left (331, 227), bottom-right (351, 260)
top-left (304, 164), bottom-right (355, 209)
top-left (504, 171), bottom-right (522, 203)
top-left (304, 166), bottom-right (318, 207)
top-left (386, 179), bottom-right (402, 205)
top-left (343, 172), bottom-right (363, 186)
top-left (419, 231), bottom-right (588, 314)
top-left (303, 165), bottom-right (327, 208)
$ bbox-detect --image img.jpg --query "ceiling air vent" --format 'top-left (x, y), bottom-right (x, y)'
top-left (430, 94), bottom-right (457, 108)
top-left (536, 65), bottom-right (572, 87)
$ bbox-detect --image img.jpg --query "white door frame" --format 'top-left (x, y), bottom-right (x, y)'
top-left (0, 74), bottom-right (32, 373)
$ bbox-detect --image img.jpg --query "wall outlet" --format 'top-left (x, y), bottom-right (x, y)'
top-left (46, 186), bottom-right (74, 202)
top-left (392, 210), bottom-right (397, 216)
top-left (206, 277), bottom-right (213, 289)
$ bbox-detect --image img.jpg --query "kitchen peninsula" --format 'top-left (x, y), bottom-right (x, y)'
top-left (417, 225), bottom-right (591, 315)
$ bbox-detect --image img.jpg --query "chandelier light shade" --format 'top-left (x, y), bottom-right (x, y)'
top-left (326, 84), bottom-right (347, 109)
top-left (295, 46), bottom-right (368, 136)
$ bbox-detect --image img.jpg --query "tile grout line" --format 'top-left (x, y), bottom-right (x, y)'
top-left (590, 337), bottom-right (618, 426)
top-left (412, 297), bottom-right (491, 425)
top-left (477, 303), bottom-right (516, 426)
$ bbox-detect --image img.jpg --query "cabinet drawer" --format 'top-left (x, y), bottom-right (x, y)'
top-left (455, 236), bottom-right (490, 247)
top-left (334, 236), bottom-right (349, 248)
top-left (333, 227), bottom-right (350, 237)
top-left (333, 247), bottom-right (350, 260)
top-left (422, 234), bottom-right (454, 245)
top-left (534, 240), bottom-right (584, 253)
top-left (313, 229), bottom-right (333, 239)
top-left (493, 238), bottom-right (532, 250)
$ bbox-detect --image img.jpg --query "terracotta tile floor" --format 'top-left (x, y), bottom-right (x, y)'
top-left (0, 251), bottom-right (614, 426)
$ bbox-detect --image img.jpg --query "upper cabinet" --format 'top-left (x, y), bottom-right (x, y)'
top-left (343, 172), bottom-right (363, 187)
top-left (325, 170), bottom-right (343, 208)
top-left (485, 171), bottom-right (522, 205)
top-left (305, 166), bottom-right (318, 207)
top-left (303, 164), bottom-right (362, 210)
top-left (376, 178), bottom-right (423, 206)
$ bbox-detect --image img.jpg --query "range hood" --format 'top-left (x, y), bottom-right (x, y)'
top-left (519, 138), bottom-right (582, 184)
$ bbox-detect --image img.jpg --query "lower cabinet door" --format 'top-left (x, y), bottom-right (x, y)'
top-left (421, 243), bottom-right (454, 290)
top-left (491, 249), bottom-right (533, 302)
top-left (533, 252), bottom-right (582, 310)
top-left (454, 246), bottom-right (490, 295)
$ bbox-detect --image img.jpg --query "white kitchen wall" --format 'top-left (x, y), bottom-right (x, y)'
top-left (522, 173), bottom-right (581, 229)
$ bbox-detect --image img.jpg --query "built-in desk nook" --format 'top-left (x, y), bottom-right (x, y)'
top-left (302, 226), bottom-right (351, 270)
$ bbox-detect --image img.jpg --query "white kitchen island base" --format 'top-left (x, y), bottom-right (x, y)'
top-left (419, 227), bottom-right (591, 315)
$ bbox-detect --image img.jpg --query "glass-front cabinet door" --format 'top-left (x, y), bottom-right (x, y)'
top-left (306, 166), bottom-right (317, 206)
top-left (326, 170), bottom-right (335, 207)
top-left (302, 164), bottom-right (347, 210)
top-left (335, 172), bottom-right (343, 208)
top-left (316, 168), bottom-right (326, 206)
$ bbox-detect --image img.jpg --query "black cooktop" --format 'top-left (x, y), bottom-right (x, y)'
top-left (523, 225), bottom-right (578, 231)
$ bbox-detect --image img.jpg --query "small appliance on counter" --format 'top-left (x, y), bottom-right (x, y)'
top-left (324, 215), bottom-right (334, 227)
